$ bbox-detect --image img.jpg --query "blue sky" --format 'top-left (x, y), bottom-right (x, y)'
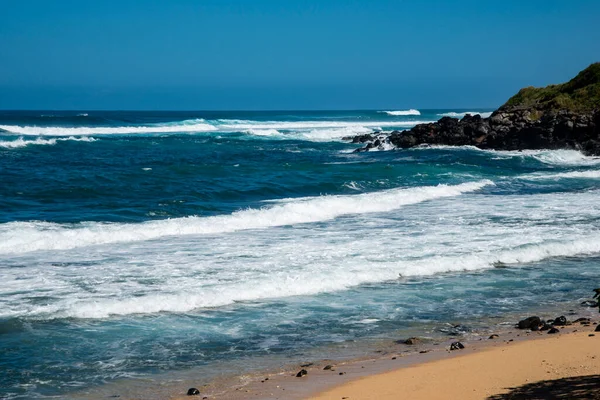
top-left (1, 0), bottom-right (599, 110)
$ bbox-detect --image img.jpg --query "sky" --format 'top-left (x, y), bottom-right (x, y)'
top-left (0, 0), bottom-right (599, 110)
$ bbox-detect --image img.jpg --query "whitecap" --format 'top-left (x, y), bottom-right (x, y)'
top-left (379, 109), bottom-right (421, 116)
top-left (0, 180), bottom-right (493, 255)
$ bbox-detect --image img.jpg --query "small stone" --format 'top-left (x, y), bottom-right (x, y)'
top-left (187, 388), bottom-right (200, 396)
top-left (300, 362), bottom-right (314, 368)
top-left (419, 350), bottom-right (430, 354)
top-left (552, 316), bottom-right (568, 326)
top-left (548, 327), bottom-right (560, 334)
top-left (489, 334), bottom-right (499, 339)
top-left (323, 365), bottom-right (334, 370)
top-left (589, 334), bottom-right (595, 337)
top-left (450, 342), bottom-right (465, 350)
top-left (391, 357), bottom-right (397, 360)
top-left (402, 337), bottom-right (421, 345)
top-left (595, 324), bottom-right (600, 332)
top-left (573, 317), bottom-right (591, 324)
top-left (518, 316), bottom-right (541, 330)
top-left (339, 372), bottom-right (346, 375)
top-left (296, 369), bottom-right (308, 377)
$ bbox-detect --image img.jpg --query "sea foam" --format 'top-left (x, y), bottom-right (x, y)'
top-left (437, 111), bottom-right (493, 118)
top-left (380, 109), bottom-right (421, 116)
top-left (0, 136), bottom-right (96, 148)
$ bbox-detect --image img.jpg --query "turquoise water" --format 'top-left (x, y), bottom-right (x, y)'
top-left (2, 109), bottom-right (600, 399)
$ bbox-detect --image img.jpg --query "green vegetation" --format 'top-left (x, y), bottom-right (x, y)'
top-left (501, 63), bottom-right (600, 113)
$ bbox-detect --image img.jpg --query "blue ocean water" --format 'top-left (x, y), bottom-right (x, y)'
top-left (2, 109), bottom-right (600, 399)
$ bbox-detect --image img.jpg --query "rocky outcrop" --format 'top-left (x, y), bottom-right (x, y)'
top-left (353, 63), bottom-right (600, 155)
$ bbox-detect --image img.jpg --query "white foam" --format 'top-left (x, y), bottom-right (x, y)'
top-left (380, 109), bottom-right (421, 116)
top-left (0, 180), bottom-right (492, 255)
top-left (522, 170), bottom-right (600, 180)
top-left (438, 111), bottom-right (493, 118)
top-left (0, 136), bottom-right (96, 149)
top-left (216, 119), bottom-right (429, 131)
top-left (413, 146), bottom-right (600, 166)
top-left (5, 187), bottom-right (600, 319)
top-left (0, 120), bottom-right (217, 136)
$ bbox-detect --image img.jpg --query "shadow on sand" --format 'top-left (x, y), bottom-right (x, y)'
top-left (488, 374), bottom-right (600, 399)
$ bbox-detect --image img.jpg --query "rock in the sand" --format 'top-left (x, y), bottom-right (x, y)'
top-left (581, 300), bottom-right (599, 307)
top-left (323, 365), bottom-right (334, 370)
top-left (595, 324), bottom-right (600, 332)
top-left (548, 327), bottom-right (560, 334)
top-left (518, 316), bottom-right (542, 330)
top-left (402, 337), bottom-right (421, 345)
top-left (187, 388), bottom-right (200, 396)
top-left (552, 316), bottom-right (568, 326)
top-left (539, 323), bottom-right (552, 331)
top-left (489, 334), bottom-right (499, 339)
top-left (450, 342), bottom-right (465, 350)
top-left (296, 369), bottom-right (308, 377)
top-left (573, 317), bottom-right (591, 324)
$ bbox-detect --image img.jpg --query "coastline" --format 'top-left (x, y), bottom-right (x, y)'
top-left (164, 305), bottom-right (600, 400)
top-left (309, 327), bottom-right (600, 400)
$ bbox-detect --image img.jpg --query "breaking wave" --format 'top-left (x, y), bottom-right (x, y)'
top-left (0, 180), bottom-right (493, 255)
top-left (0, 136), bottom-right (96, 149)
top-left (438, 111), bottom-right (493, 118)
top-left (380, 109), bottom-right (421, 116)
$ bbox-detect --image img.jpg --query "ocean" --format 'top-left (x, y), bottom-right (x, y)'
top-left (1, 109), bottom-right (600, 399)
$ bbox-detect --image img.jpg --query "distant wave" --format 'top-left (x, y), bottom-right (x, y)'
top-left (0, 118), bottom-right (434, 141)
top-left (0, 136), bottom-right (96, 149)
top-left (0, 119), bottom-right (217, 136)
top-left (380, 109), bottom-right (421, 116)
top-left (438, 111), bottom-right (493, 118)
top-left (521, 170), bottom-right (600, 180)
top-left (413, 146), bottom-right (600, 166)
top-left (0, 180), bottom-right (493, 255)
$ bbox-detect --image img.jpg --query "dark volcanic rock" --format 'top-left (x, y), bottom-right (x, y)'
top-left (353, 63), bottom-right (600, 155)
top-left (518, 316), bottom-right (542, 330)
top-left (595, 324), bottom-right (600, 332)
top-left (552, 316), bottom-right (568, 326)
top-left (402, 337), bottom-right (421, 345)
top-left (548, 327), bottom-right (560, 334)
top-left (296, 369), bottom-right (308, 377)
top-left (450, 342), bottom-right (465, 350)
top-left (187, 388), bottom-right (200, 396)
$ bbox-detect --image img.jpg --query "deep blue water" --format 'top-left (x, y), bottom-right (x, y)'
top-left (2, 109), bottom-right (600, 399)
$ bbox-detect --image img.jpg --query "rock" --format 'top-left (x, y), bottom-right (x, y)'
top-left (402, 337), bottom-right (421, 345)
top-left (595, 324), bottom-right (600, 332)
top-left (323, 365), bottom-right (334, 370)
top-left (353, 63), bottom-right (600, 155)
top-left (489, 334), bottom-right (499, 339)
top-left (548, 327), bottom-right (560, 334)
top-left (450, 342), bottom-right (465, 350)
top-left (539, 323), bottom-right (552, 331)
top-left (300, 362), bottom-right (314, 368)
top-left (573, 317), bottom-right (591, 324)
top-left (552, 316), bottom-right (568, 326)
top-left (590, 334), bottom-right (596, 337)
top-left (581, 300), bottom-right (598, 307)
top-left (518, 316), bottom-right (542, 330)
top-left (187, 388), bottom-right (200, 396)
top-left (296, 369), bottom-right (308, 377)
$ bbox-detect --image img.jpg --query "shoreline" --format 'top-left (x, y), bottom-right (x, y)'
top-left (165, 306), bottom-right (599, 400)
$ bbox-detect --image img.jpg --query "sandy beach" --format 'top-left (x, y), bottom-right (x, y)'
top-left (170, 317), bottom-right (600, 400)
top-left (310, 328), bottom-right (600, 400)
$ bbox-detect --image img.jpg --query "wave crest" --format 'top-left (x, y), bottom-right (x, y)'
top-left (380, 109), bottom-right (421, 116)
top-left (0, 180), bottom-right (493, 254)
top-left (0, 136), bottom-right (96, 149)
